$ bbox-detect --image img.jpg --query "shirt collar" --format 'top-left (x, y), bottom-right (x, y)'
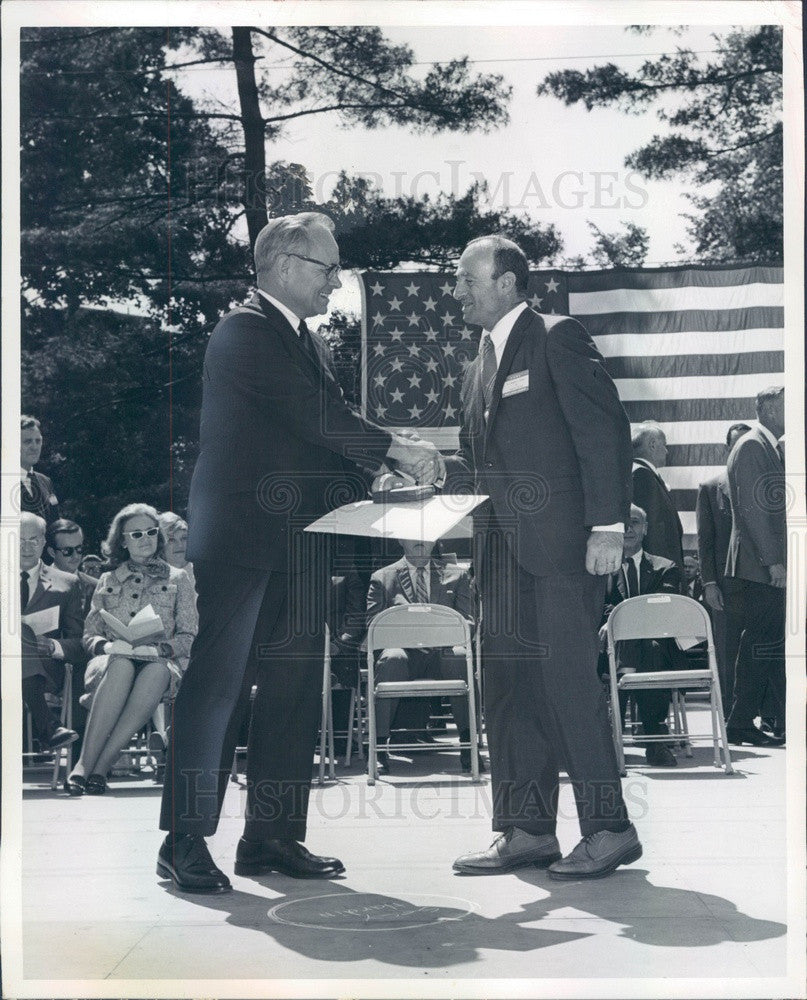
top-left (258, 289), bottom-right (303, 334)
top-left (635, 456), bottom-right (657, 472)
top-left (404, 558), bottom-right (431, 576)
top-left (24, 560), bottom-right (42, 588)
top-left (751, 420), bottom-right (780, 451)
top-left (21, 466), bottom-right (32, 479)
top-left (624, 548), bottom-right (643, 570)
top-left (483, 301), bottom-right (529, 356)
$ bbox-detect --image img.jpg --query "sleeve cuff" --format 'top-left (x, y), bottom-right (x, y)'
top-left (51, 640), bottom-right (65, 659)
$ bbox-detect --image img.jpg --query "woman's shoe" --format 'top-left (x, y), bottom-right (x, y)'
top-left (85, 773), bottom-right (107, 795)
top-left (65, 774), bottom-right (86, 796)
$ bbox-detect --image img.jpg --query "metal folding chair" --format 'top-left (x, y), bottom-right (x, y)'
top-left (605, 593), bottom-right (733, 775)
top-left (365, 603), bottom-right (480, 784)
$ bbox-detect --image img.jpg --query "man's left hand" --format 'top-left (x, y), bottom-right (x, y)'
top-left (36, 636), bottom-right (56, 658)
top-left (586, 531), bottom-right (624, 576)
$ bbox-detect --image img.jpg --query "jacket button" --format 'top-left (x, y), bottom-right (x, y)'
top-left (134, 578), bottom-right (141, 584)
top-left (130, 611), bottom-right (136, 617)
top-left (107, 587), bottom-right (113, 592)
top-left (131, 594), bottom-right (138, 599)
top-left (162, 585), bottom-right (168, 591)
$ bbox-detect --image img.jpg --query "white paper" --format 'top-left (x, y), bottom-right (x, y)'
top-left (304, 494), bottom-right (488, 542)
top-left (20, 605), bottom-right (59, 636)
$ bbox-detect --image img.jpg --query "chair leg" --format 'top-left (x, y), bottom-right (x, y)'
top-left (367, 659), bottom-right (377, 785)
top-left (465, 648), bottom-right (480, 782)
top-left (344, 688), bottom-right (356, 767)
top-left (713, 685), bottom-right (734, 774)
top-left (677, 691), bottom-right (693, 758)
top-left (327, 675), bottom-right (335, 781)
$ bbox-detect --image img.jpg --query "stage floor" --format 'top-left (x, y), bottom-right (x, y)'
top-left (13, 703), bottom-right (793, 996)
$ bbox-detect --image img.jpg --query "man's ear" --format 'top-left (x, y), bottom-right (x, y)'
top-left (46, 546), bottom-right (55, 561)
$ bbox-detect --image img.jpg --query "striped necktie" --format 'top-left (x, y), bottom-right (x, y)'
top-left (415, 566), bottom-right (429, 604)
top-left (480, 334), bottom-right (497, 409)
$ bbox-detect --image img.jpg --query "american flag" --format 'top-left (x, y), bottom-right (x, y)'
top-left (359, 265), bottom-right (785, 547)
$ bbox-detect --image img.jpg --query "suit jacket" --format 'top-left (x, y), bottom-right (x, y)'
top-left (186, 293), bottom-right (392, 570)
top-left (366, 557), bottom-right (474, 631)
top-left (443, 307), bottom-right (632, 578)
top-left (696, 472), bottom-right (733, 587)
top-left (20, 470), bottom-right (60, 524)
top-left (725, 427), bottom-right (785, 584)
top-left (631, 459), bottom-right (684, 577)
top-left (602, 551), bottom-right (682, 672)
top-left (21, 562), bottom-right (86, 682)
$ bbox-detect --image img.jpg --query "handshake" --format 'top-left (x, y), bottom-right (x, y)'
top-left (383, 430), bottom-right (446, 487)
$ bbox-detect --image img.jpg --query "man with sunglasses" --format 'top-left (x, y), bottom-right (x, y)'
top-left (159, 211), bottom-right (440, 894)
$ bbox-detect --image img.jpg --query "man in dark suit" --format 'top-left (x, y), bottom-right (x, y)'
top-left (20, 513), bottom-right (84, 750)
top-left (439, 235), bottom-right (640, 880)
top-left (695, 422), bottom-right (751, 710)
top-left (366, 540), bottom-right (475, 774)
top-left (600, 505), bottom-right (683, 768)
top-left (20, 416), bottom-right (60, 524)
top-left (724, 387), bottom-right (786, 747)
top-left (158, 211), bottom-right (441, 893)
top-left (631, 423), bottom-right (684, 579)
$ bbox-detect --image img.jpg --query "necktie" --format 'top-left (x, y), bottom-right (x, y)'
top-left (21, 473), bottom-right (32, 496)
top-left (298, 319), bottom-right (319, 367)
top-left (777, 442), bottom-right (785, 468)
top-left (480, 334), bottom-right (497, 409)
top-left (625, 558), bottom-right (639, 598)
top-left (415, 566), bottom-right (429, 604)
top-left (21, 570), bottom-right (30, 610)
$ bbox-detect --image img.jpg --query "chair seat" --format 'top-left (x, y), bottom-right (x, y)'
top-left (618, 669), bottom-right (712, 690)
top-left (375, 679), bottom-right (469, 699)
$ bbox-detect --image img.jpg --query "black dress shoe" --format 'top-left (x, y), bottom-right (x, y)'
top-left (48, 726), bottom-right (79, 750)
top-left (65, 774), bottom-right (86, 796)
top-left (234, 837), bottom-right (345, 879)
top-left (727, 725), bottom-right (780, 746)
top-left (645, 744), bottom-right (677, 767)
top-left (85, 773), bottom-right (107, 795)
top-left (157, 834), bottom-right (232, 894)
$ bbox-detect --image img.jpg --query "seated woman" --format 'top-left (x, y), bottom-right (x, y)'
top-left (66, 503), bottom-right (197, 796)
top-left (158, 511), bottom-right (195, 594)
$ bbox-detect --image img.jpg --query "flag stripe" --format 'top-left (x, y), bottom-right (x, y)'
top-left (606, 351), bottom-right (782, 381)
top-left (582, 306), bottom-right (783, 337)
top-left (567, 265), bottom-right (783, 292)
top-left (655, 467), bottom-right (725, 490)
top-left (622, 398), bottom-right (758, 422)
top-left (570, 282), bottom-right (783, 314)
top-left (635, 420), bottom-right (753, 445)
top-left (664, 444), bottom-right (735, 467)
top-left (592, 328), bottom-right (784, 357)
top-left (614, 373), bottom-right (781, 401)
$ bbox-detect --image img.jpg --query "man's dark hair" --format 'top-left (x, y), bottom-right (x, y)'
top-left (46, 518), bottom-right (82, 547)
top-left (725, 422), bottom-right (751, 447)
top-left (21, 414), bottom-right (41, 431)
top-left (755, 385), bottom-right (783, 415)
top-left (467, 235), bottom-right (530, 295)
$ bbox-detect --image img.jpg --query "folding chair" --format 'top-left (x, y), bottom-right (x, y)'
top-left (22, 664), bottom-right (74, 790)
top-left (365, 604), bottom-right (480, 784)
top-left (318, 623), bottom-right (361, 783)
top-left (605, 593), bottom-right (733, 775)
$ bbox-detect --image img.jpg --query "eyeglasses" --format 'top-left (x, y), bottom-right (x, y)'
top-left (285, 252), bottom-right (341, 281)
top-left (124, 528), bottom-right (159, 540)
top-left (54, 545), bottom-right (84, 557)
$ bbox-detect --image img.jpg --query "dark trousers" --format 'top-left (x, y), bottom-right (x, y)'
top-left (727, 578), bottom-right (786, 730)
top-left (616, 638), bottom-right (683, 738)
top-left (480, 535), bottom-right (629, 837)
top-left (711, 577), bottom-right (745, 714)
top-left (22, 674), bottom-right (56, 742)
top-left (159, 560), bottom-right (325, 841)
top-left (373, 647), bottom-right (470, 741)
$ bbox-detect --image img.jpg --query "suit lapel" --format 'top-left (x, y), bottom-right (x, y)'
top-left (251, 293), bottom-right (321, 379)
top-left (484, 307), bottom-right (532, 449)
top-left (615, 567), bottom-right (628, 601)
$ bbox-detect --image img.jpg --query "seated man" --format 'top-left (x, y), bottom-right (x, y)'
top-left (599, 504), bottom-right (684, 768)
top-left (20, 512), bottom-right (85, 751)
top-left (367, 539), bottom-right (476, 775)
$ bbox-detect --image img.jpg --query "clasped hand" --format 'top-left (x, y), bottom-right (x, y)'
top-left (387, 431), bottom-right (445, 486)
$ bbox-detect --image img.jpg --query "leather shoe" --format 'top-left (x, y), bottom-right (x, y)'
top-left (645, 743), bottom-right (677, 767)
top-left (727, 725), bottom-right (782, 746)
top-left (157, 834), bottom-right (232, 894)
top-left (65, 774), bottom-right (86, 796)
top-left (85, 773), bottom-right (107, 795)
top-left (48, 726), bottom-right (79, 750)
top-left (548, 824), bottom-right (642, 880)
top-left (453, 828), bottom-right (561, 874)
top-left (234, 837), bottom-right (345, 879)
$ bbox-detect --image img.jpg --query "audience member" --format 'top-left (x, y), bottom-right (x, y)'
top-left (725, 387), bottom-right (786, 746)
top-left (20, 416), bottom-right (61, 524)
top-left (599, 505), bottom-right (683, 767)
top-left (19, 513), bottom-right (83, 752)
top-left (158, 512), bottom-right (195, 593)
top-left (695, 422), bottom-right (751, 709)
top-left (366, 539), bottom-right (476, 775)
top-left (66, 503), bottom-right (198, 796)
top-left (631, 422), bottom-right (684, 579)
top-left (683, 555), bottom-right (705, 603)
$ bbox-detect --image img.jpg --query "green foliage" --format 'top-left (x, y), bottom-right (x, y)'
top-left (537, 26), bottom-right (783, 263)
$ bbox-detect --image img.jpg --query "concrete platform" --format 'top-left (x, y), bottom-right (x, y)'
top-left (7, 703), bottom-right (802, 997)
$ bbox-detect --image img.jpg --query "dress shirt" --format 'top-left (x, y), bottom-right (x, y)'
top-left (404, 558), bottom-right (431, 602)
top-left (21, 466), bottom-right (33, 494)
top-left (623, 548), bottom-right (643, 596)
top-left (258, 289), bottom-right (304, 335)
top-left (483, 301), bottom-right (529, 368)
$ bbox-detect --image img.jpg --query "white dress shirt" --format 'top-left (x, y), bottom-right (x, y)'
top-left (404, 559), bottom-right (431, 602)
top-left (258, 289), bottom-right (304, 334)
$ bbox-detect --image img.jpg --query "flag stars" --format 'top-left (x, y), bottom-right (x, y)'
top-left (407, 343), bottom-right (421, 357)
top-left (406, 311), bottom-right (420, 327)
top-left (407, 373), bottom-right (422, 388)
top-left (373, 373), bottom-right (385, 388)
top-left (529, 294), bottom-right (543, 309)
top-left (423, 296), bottom-right (437, 312)
top-left (389, 329), bottom-right (404, 342)
top-left (424, 328), bottom-right (438, 342)
top-left (404, 281), bottom-right (420, 296)
top-left (440, 310), bottom-right (455, 327)
top-left (442, 373), bottom-right (457, 388)
top-left (372, 343), bottom-right (385, 357)
top-left (390, 358), bottom-right (404, 372)
top-left (443, 342), bottom-right (456, 356)
top-left (425, 388), bottom-right (440, 404)
top-left (425, 358), bottom-right (440, 373)
top-left (439, 281), bottom-right (454, 297)
top-left (460, 327), bottom-right (473, 340)
top-left (408, 404), bottom-right (423, 419)
top-left (370, 281), bottom-right (385, 296)
top-left (372, 311), bottom-right (386, 326)
top-left (387, 296), bottom-right (402, 311)
top-left (545, 277), bottom-right (560, 294)
top-left (375, 404), bottom-right (387, 418)
top-left (390, 388), bottom-right (405, 403)
top-left (443, 403), bottom-right (457, 419)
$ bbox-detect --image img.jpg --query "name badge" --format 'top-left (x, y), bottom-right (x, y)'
top-left (501, 370), bottom-right (529, 397)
